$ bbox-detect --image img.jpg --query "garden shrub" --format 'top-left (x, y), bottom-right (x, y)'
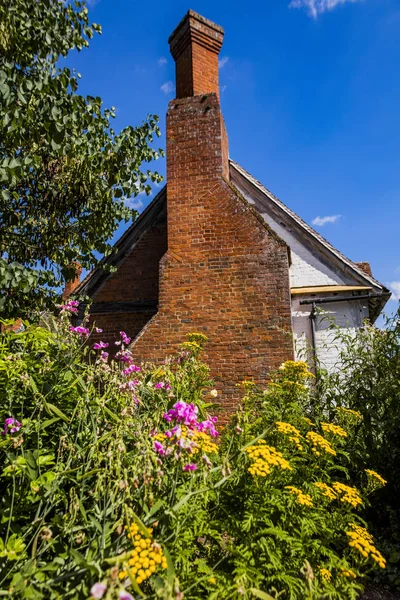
top-left (0, 304), bottom-right (388, 599)
top-left (315, 305), bottom-right (400, 589)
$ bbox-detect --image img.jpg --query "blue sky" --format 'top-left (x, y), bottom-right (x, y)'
top-left (67, 0), bottom-right (400, 315)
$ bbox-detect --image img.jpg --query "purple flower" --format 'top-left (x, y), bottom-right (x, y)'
top-left (95, 328), bottom-right (103, 333)
top-left (70, 326), bottom-right (90, 337)
top-left (60, 300), bottom-right (79, 315)
top-left (123, 364), bottom-right (141, 376)
top-left (2, 418), bottom-right (22, 435)
top-left (93, 341), bottom-right (109, 350)
top-left (115, 350), bottom-right (134, 365)
top-left (163, 401), bottom-right (199, 427)
top-left (118, 590), bottom-right (135, 600)
top-left (198, 416), bottom-right (219, 438)
top-left (183, 463), bottom-right (197, 471)
top-left (119, 331), bottom-right (131, 345)
top-left (100, 352), bottom-right (109, 361)
top-left (90, 582), bottom-right (107, 599)
top-left (153, 441), bottom-right (166, 456)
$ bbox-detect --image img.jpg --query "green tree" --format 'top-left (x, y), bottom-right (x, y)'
top-left (0, 0), bottom-right (163, 318)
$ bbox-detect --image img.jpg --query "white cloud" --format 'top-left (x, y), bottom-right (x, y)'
top-left (388, 282), bottom-right (400, 301)
top-left (158, 57), bottom-right (167, 66)
top-left (124, 197), bottom-right (144, 212)
top-left (289, 0), bottom-right (364, 19)
top-left (218, 56), bottom-right (229, 69)
top-left (161, 80), bottom-right (175, 95)
top-left (221, 85), bottom-right (228, 93)
top-left (312, 214), bottom-right (341, 226)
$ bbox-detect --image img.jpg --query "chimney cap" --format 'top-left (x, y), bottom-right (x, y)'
top-left (169, 10), bottom-right (224, 61)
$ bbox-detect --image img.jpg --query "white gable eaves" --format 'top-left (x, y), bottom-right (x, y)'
top-left (230, 160), bottom-right (387, 293)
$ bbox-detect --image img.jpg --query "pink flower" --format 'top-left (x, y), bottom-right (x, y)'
top-left (60, 300), bottom-right (79, 315)
top-left (163, 401), bottom-right (199, 427)
top-left (2, 418), bottom-right (22, 435)
top-left (100, 352), bottom-right (109, 361)
top-left (90, 582), bottom-right (107, 599)
top-left (118, 590), bottom-right (135, 600)
top-left (93, 341), bottom-right (109, 350)
top-left (115, 350), bottom-right (134, 365)
top-left (120, 331), bottom-right (131, 345)
top-left (198, 416), bottom-right (218, 438)
top-left (95, 328), bottom-right (103, 333)
top-left (70, 326), bottom-right (90, 337)
top-left (123, 364), bottom-right (141, 376)
top-left (183, 463), bottom-right (197, 471)
top-left (153, 441), bottom-right (166, 456)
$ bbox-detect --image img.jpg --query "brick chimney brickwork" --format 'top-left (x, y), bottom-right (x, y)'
top-left (127, 11), bottom-right (294, 411)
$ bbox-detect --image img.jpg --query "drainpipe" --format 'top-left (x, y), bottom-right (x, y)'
top-left (310, 302), bottom-right (318, 377)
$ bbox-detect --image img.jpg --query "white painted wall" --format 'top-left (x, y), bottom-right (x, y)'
top-left (291, 297), bottom-right (369, 371)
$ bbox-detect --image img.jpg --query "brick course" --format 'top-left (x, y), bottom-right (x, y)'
top-left (83, 10), bottom-right (294, 414)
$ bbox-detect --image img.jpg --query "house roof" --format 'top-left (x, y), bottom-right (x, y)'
top-left (76, 160), bottom-right (390, 321)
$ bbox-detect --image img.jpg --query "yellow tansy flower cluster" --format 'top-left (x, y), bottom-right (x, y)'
top-left (276, 421), bottom-right (303, 450)
top-left (321, 422), bottom-right (347, 438)
top-left (245, 440), bottom-right (292, 476)
top-left (314, 482), bottom-right (337, 501)
top-left (191, 430), bottom-right (218, 454)
top-left (285, 486), bottom-right (313, 507)
top-left (340, 567), bottom-right (357, 579)
top-left (119, 523), bottom-right (167, 585)
top-left (365, 469), bottom-right (387, 486)
top-left (347, 524), bottom-right (386, 569)
top-left (279, 360), bottom-right (314, 379)
top-left (332, 482), bottom-right (363, 508)
top-left (306, 431), bottom-right (336, 456)
top-left (336, 407), bottom-right (362, 421)
top-left (319, 567), bottom-right (332, 582)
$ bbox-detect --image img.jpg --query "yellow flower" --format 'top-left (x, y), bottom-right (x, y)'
top-left (336, 407), bottom-right (362, 421)
top-left (321, 422), bottom-right (347, 438)
top-left (365, 469), bottom-right (387, 486)
top-left (245, 442), bottom-right (292, 476)
top-left (319, 567), bottom-right (332, 582)
top-left (314, 482), bottom-right (337, 501)
top-left (209, 576), bottom-right (216, 584)
top-left (119, 521), bottom-right (168, 585)
top-left (306, 431), bottom-right (336, 456)
top-left (285, 486), bottom-right (313, 507)
top-left (276, 421), bottom-right (303, 450)
top-left (332, 482), bottom-right (363, 508)
top-left (347, 523), bottom-right (386, 568)
top-left (340, 567), bottom-right (357, 579)
top-left (302, 417), bottom-right (316, 427)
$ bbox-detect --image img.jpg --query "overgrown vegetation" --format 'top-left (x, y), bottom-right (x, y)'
top-left (316, 306), bottom-right (400, 590)
top-left (0, 0), bottom-right (162, 318)
top-left (0, 304), bottom-right (391, 599)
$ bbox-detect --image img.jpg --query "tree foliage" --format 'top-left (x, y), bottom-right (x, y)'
top-left (0, 0), bottom-right (163, 318)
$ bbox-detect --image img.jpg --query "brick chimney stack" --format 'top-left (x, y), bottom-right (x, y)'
top-left (62, 262), bottom-right (82, 300)
top-left (169, 10), bottom-right (224, 99)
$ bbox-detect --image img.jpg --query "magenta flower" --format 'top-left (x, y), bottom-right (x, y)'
top-left (60, 299), bottom-right (79, 314)
top-left (153, 441), bottom-right (166, 456)
top-left (123, 364), bottom-right (141, 376)
top-left (93, 341), bottom-right (109, 350)
top-left (70, 326), bottom-right (90, 337)
top-left (115, 350), bottom-right (134, 365)
top-left (2, 418), bottom-right (22, 435)
top-left (119, 331), bottom-right (131, 345)
top-left (118, 590), bottom-right (135, 600)
top-left (183, 463), bottom-right (197, 471)
top-left (163, 401), bottom-right (199, 427)
top-left (198, 416), bottom-right (219, 438)
top-left (90, 582), bottom-right (107, 599)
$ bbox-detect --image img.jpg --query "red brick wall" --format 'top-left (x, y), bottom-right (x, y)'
top-left (130, 93), bottom-right (294, 413)
top-left (88, 211), bottom-right (167, 350)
